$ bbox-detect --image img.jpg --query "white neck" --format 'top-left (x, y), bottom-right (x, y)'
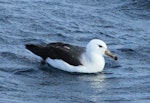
top-left (81, 51), bottom-right (105, 72)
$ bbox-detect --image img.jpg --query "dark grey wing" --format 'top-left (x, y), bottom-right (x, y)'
top-left (25, 42), bottom-right (85, 66)
top-left (46, 42), bottom-right (85, 66)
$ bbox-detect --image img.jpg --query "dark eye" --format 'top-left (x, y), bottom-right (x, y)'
top-left (99, 45), bottom-right (102, 48)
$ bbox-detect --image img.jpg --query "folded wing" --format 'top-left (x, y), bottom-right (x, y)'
top-left (25, 42), bottom-right (85, 66)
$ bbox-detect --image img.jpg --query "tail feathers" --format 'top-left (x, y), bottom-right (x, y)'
top-left (25, 44), bottom-right (47, 60)
top-left (25, 44), bottom-right (40, 53)
top-left (25, 44), bottom-right (37, 50)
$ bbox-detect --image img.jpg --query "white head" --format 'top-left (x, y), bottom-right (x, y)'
top-left (86, 39), bottom-right (118, 60)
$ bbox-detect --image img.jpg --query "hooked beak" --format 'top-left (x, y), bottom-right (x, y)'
top-left (105, 49), bottom-right (118, 60)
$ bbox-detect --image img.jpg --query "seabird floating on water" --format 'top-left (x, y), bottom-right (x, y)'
top-left (25, 39), bottom-right (118, 73)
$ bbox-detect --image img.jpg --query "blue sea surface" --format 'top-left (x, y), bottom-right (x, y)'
top-left (0, 0), bottom-right (150, 103)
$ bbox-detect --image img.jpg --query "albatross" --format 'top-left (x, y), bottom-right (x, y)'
top-left (25, 39), bottom-right (118, 73)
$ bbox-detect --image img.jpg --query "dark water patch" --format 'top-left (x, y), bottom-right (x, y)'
top-left (0, 51), bottom-right (37, 64)
top-left (26, 23), bottom-right (49, 34)
top-left (119, 0), bottom-right (150, 19)
top-left (55, 33), bottom-right (68, 39)
top-left (0, 50), bottom-right (41, 74)
top-left (13, 67), bottom-right (37, 75)
top-left (0, 35), bottom-right (23, 45)
top-left (118, 48), bottom-right (135, 52)
top-left (0, 1), bottom-right (11, 4)
top-left (0, 35), bottom-right (10, 44)
top-left (21, 38), bottom-right (46, 44)
top-left (0, 15), bottom-right (11, 24)
top-left (117, 48), bottom-right (140, 61)
top-left (104, 99), bottom-right (130, 103)
top-left (65, 96), bottom-right (95, 103)
top-left (0, 71), bottom-right (24, 93)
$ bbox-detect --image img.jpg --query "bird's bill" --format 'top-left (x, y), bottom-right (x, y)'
top-left (105, 49), bottom-right (118, 60)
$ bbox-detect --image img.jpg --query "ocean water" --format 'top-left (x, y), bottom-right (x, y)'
top-left (0, 0), bottom-right (150, 103)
